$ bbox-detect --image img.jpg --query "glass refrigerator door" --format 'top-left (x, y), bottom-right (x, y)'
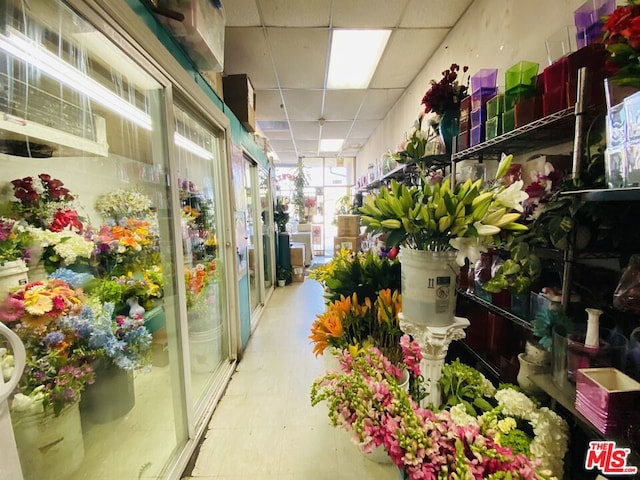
top-left (0, 2), bottom-right (187, 478)
top-left (173, 106), bottom-right (230, 407)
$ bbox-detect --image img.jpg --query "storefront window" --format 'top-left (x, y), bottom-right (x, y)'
top-left (0, 2), bottom-right (186, 478)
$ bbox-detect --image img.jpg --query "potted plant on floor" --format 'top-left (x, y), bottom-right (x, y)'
top-left (276, 265), bottom-right (291, 286)
top-left (360, 153), bottom-right (529, 327)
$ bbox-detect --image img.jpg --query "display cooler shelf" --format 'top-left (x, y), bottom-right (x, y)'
top-left (362, 154), bottom-right (450, 190)
top-left (457, 289), bottom-right (533, 332)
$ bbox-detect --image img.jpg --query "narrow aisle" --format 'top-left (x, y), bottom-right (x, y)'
top-left (185, 277), bottom-right (398, 480)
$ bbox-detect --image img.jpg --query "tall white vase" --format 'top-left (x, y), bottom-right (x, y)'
top-left (399, 249), bottom-right (458, 327)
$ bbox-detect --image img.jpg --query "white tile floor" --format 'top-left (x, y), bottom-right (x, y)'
top-left (184, 274), bottom-right (400, 480)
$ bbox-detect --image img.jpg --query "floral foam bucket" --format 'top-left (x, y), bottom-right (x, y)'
top-left (399, 249), bottom-right (458, 327)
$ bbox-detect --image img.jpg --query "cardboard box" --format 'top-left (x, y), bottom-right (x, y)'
top-left (292, 265), bottom-right (305, 283)
top-left (337, 215), bottom-right (360, 236)
top-left (290, 245), bottom-right (305, 266)
top-left (334, 236), bottom-right (362, 253)
top-left (223, 74), bottom-right (256, 132)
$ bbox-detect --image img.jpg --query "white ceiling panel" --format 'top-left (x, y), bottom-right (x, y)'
top-left (221, 0), bottom-right (469, 163)
top-left (332, 0), bottom-right (408, 28)
top-left (224, 0), bottom-right (261, 26)
top-left (290, 121), bottom-right (321, 140)
top-left (255, 90), bottom-right (287, 120)
top-left (257, 0), bottom-right (332, 27)
top-left (357, 89), bottom-right (404, 119)
top-left (323, 90), bottom-right (367, 121)
top-left (275, 151), bottom-right (299, 163)
top-left (401, 0), bottom-right (473, 28)
top-left (296, 139), bottom-right (320, 153)
top-left (266, 28), bottom-right (328, 89)
top-left (281, 89), bottom-right (324, 121)
top-left (320, 121), bottom-right (353, 138)
top-left (349, 120), bottom-right (384, 139)
top-left (269, 139), bottom-right (296, 151)
top-left (369, 28), bottom-right (448, 89)
top-left (224, 28), bottom-right (277, 89)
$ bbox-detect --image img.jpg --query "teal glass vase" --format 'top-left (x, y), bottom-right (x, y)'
top-left (439, 108), bottom-right (460, 154)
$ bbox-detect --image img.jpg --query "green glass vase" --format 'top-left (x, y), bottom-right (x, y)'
top-left (439, 108), bottom-right (460, 154)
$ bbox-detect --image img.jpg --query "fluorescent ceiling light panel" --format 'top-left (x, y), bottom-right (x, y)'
top-left (0, 28), bottom-right (152, 130)
top-left (174, 133), bottom-right (214, 160)
top-left (327, 29), bottom-right (391, 89)
top-left (319, 138), bottom-right (344, 152)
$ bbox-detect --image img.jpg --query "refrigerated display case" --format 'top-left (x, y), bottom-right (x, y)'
top-left (0, 1), bottom-right (240, 478)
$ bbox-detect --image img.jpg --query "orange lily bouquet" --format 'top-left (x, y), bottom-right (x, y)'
top-left (309, 288), bottom-right (403, 365)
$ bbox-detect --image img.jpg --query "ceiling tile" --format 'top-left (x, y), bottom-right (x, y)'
top-left (274, 151), bottom-right (299, 163)
top-left (349, 120), bottom-right (382, 139)
top-left (269, 138), bottom-right (296, 151)
top-left (281, 89), bottom-right (324, 121)
top-left (257, 129), bottom-right (291, 140)
top-left (357, 89), bottom-right (404, 119)
top-left (332, 0), bottom-right (408, 28)
top-left (369, 28), bottom-right (448, 89)
top-left (296, 139), bottom-right (319, 153)
top-left (255, 90), bottom-right (288, 120)
top-left (323, 90), bottom-right (366, 121)
top-left (400, 0), bottom-right (472, 28)
top-left (224, 28), bottom-right (277, 89)
top-left (290, 121), bottom-right (321, 140)
top-left (224, 0), bottom-right (261, 26)
top-left (266, 28), bottom-right (329, 89)
top-left (343, 138), bottom-right (369, 150)
top-left (257, 0), bottom-right (332, 27)
top-left (320, 121), bottom-right (353, 138)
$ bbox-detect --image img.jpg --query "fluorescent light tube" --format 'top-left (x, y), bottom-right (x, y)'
top-left (0, 27), bottom-right (152, 130)
top-left (319, 138), bottom-right (344, 152)
top-left (327, 29), bottom-right (391, 89)
top-left (174, 133), bottom-right (214, 160)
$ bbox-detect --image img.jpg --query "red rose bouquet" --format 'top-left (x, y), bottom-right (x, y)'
top-left (601, 0), bottom-right (640, 87)
top-left (9, 173), bottom-right (84, 232)
top-left (421, 63), bottom-right (469, 115)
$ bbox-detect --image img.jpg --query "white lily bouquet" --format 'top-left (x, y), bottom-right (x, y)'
top-left (360, 153), bottom-right (529, 266)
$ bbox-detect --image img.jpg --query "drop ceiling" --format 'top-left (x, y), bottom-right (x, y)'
top-left (223, 0), bottom-right (473, 165)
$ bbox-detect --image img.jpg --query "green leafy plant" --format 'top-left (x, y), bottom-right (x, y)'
top-left (292, 161), bottom-right (308, 222)
top-left (276, 264), bottom-right (292, 283)
top-left (360, 154), bottom-right (528, 267)
top-left (483, 242), bottom-right (541, 295)
top-left (532, 308), bottom-right (571, 351)
top-left (438, 359), bottom-right (495, 415)
top-left (310, 249), bottom-right (401, 304)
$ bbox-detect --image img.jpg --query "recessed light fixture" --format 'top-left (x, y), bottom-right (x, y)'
top-left (319, 138), bottom-right (344, 152)
top-left (327, 29), bottom-right (391, 89)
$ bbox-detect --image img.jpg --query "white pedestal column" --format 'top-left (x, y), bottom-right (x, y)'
top-left (399, 314), bottom-right (470, 408)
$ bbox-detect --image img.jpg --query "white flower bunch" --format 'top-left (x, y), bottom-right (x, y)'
top-left (493, 387), bottom-right (568, 478)
top-left (96, 189), bottom-right (153, 222)
top-left (28, 227), bottom-right (94, 265)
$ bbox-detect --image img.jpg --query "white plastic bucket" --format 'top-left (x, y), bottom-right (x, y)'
top-left (189, 325), bottom-right (222, 373)
top-left (12, 402), bottom-right (85, 480)
top-left (399, 249), bottom-right (458, 327)
top-left (0, 260), bottom-right (28, 296)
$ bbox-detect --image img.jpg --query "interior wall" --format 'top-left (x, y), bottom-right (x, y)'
top-left (356, 0), bottom-right (588, 175)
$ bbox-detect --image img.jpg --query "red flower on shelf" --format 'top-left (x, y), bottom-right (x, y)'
top-left (9, 173), bottom-right (83, 233)
top-left (601, 1), bottom-right (640, 87)
top-left (421, 63), bottom-right (469, 115)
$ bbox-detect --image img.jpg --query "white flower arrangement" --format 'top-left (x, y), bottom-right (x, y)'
top-left (483, 387), bottom-right (569, 478)
top-left (28, 227), bottom-right (94, 266)
top-left (95, 189), bottom-right (153, 222)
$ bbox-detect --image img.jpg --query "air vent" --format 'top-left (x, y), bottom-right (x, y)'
top-left (257, 120), bottom-right (290, 131)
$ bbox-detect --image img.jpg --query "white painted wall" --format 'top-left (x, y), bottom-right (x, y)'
top-left (356, 0), bottom-right (589, 175)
